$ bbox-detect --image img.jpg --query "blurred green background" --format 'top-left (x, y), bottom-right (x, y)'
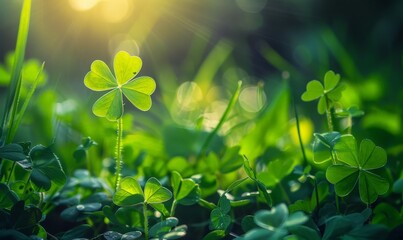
top-left (0, 0), bottom-right (402, 177)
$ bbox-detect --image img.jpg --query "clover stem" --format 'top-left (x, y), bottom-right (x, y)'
top-left (170, 200), bottom-right (177, 217)
top-left (114, 118), bottom-right (123, 192)
top-left (143, 202), bottom-right (149, 240)
top-left (325, 96), bottom-right (334, 131)
top-left (347, 116), bottom-right (352, 134)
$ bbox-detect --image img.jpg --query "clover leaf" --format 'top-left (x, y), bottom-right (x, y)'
top-left (113, 177), bottom-right (172, 207)
top-left (84, 51), bottom-right (156, 121)
top-left (29, 145), bottom-right (66, 191)
top-left (301, 70), bottom-right (345, 114)
top-left (312, 132), bottom-right (341, 165)
top-left (326, 135), bottom-right (389, 204)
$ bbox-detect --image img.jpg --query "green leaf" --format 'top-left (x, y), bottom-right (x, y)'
top-left (84, 51), bottom-right (155, 120)
top-left (283, 212), bottom-right (308, 228)
top-left (61, 224), bottom-right (93, 240)
top-left (0, 143), bottom-right (26, 161)
top-left (359, 139), bottom-right (387, 169)
top-left (334, 106), bottom-right (364, 118)
top-left (0, 183), bottom-right (18, 208)
top-left (144, 177), bottom-right (172, 204)
top-left (113, 177), bottom-right (144, 206)
top-left (210, 208), bottom-right (231, 230)
top-left (256, 180), bottom-right (272, 207)
top-left (121, 231), bottom-right (142, 240)
top-left (92, 88), bottom-right (123, 121)
top-left (288, 225), bottom-right (321, 240)
top-left (114, 51), bottom-right (142, 86)
top-left (334, 135), bottom-right (359, 166)
top-left (218, 195), bottom-right (231, 214)
top-left (243, 156), bottom-right (256, 179)
top-left (171, 171), bottom-right (182, 198)
top-left (327, 82), bottom-right (346, 102)
top-left (163, 225), bottom-right (187, 239)
top-left (149, 217), bottom-right (178, 238)
top-left (312, 132), bottom-right (341, 164)
top-left (122, 76), bottom-right (155, 111)
top-left (219, 146), bottom-right (243, 173)
top-left (115, 206), bottom-right (143, 228)
top-left (202, 230), bottom-right (226, 240)
top-left (301, 80), bottom-right (323, 101)
top-left (317, 96), bottom-right (327, 114)
top-left (104, 231), bottom-right (122, 240)
top-left (84, 60), bottom-right (117, 91)
top-left (326, 165), bottom-right (359, 197)
top-left (29, 145), bottom-right (66, 191)
top-left (372, 203), bottom-right (403, 228)
top-left (359, 171), bottom-right (389, 204)
top-left (241, 229), bottom-right (275, 240)
top-left (254, 204), bottom-right (288, 230)
top-left (323, 70), bottom-right (340, 92)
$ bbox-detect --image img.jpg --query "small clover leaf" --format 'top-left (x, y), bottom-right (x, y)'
top-left (301, 70), bottom-right (345, 114)
top-left (144, 177), bottom-right (172, 204)
top-left (326, 136), bottom-right (389, 204)
top-left (84, 51), bottom-right (156, 121)
top-left (312, 132), bottom-right (341, 165)
top-left (113, 177), bottom-right (144, 206)
top-left (335, 106), bottom-right (365, 118)
top-left (171, 171), bottom-right (200, 205)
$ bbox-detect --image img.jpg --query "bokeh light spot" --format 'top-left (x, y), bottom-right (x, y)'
top-left (176, 82), bottom-right (203, 111)
top-left (239, 86), bottom-right (267, 113)
top-left (69, 0), bottom-right (99, 11)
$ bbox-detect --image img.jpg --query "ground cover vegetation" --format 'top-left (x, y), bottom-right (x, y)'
top-left (0, 0), bottom-right (402, 239)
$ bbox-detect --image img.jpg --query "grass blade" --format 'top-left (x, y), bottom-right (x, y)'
top-left (1, 0), bottom-right (31, 144)
top-left (9, 62), bottom-right (45, 141)
top-left (199, 81), bottom-right (242, 156)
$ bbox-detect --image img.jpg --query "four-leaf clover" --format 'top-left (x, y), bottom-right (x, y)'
top-left (326, 135), bottom-right (389, 204)
top-left (301, 70), bottom-right (345, 114)
top-left (84, 51), bottom-right (156, 121)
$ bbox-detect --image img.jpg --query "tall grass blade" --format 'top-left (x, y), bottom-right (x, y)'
top-left (199, 81), bottom-right (242, 156)
top-left (9, 62), bottom-right (45, 141)
top-left (1, 0), bottom-right (31, 145)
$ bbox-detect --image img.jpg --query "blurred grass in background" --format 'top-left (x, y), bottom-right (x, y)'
top-left (0, 0), bottom-right (401, 182)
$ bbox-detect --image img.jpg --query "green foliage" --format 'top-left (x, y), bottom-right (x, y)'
top-left (326, 136), bottom-right (389, 204)
top-left (29, 145), bottom-right (66, 191)
top-left (301, 70), bottom-right (346, 114)
top-left (0, 0), bottom-right (401, 238)
top-left (84, 51), bottom-right (156, 121)
top-left (237, 204), bottom-right (313, 240)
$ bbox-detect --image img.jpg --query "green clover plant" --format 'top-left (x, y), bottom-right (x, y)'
top-left (84, 51), bottom-right (155, 191)
top-left (326, 135), bottom-right (389, 204)
top-left (84, 51), bottom-right (156, 120)
top-left (301, 70), bottom-right (345, 131)
top-left (113, 177), bottom-right (172, 240)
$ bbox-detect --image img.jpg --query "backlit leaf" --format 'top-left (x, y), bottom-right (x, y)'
top-left (114, 51), bottom-right (142, 86)
top-left (301, 80), bottom-right (323, 101)
top-left (92, 89), bottom-right (123, 121)
top-left (144, 177), bottom-right (172, 204)
top-left (84, 60), bottom-right (117, 91)
top-left (323, 70), bottom-right (340, 92)
top-left (113, 177), bottom-right (144, 206)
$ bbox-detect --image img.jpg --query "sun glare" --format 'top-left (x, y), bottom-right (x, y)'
top-left (69, 0), bottom-right (99, 11)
